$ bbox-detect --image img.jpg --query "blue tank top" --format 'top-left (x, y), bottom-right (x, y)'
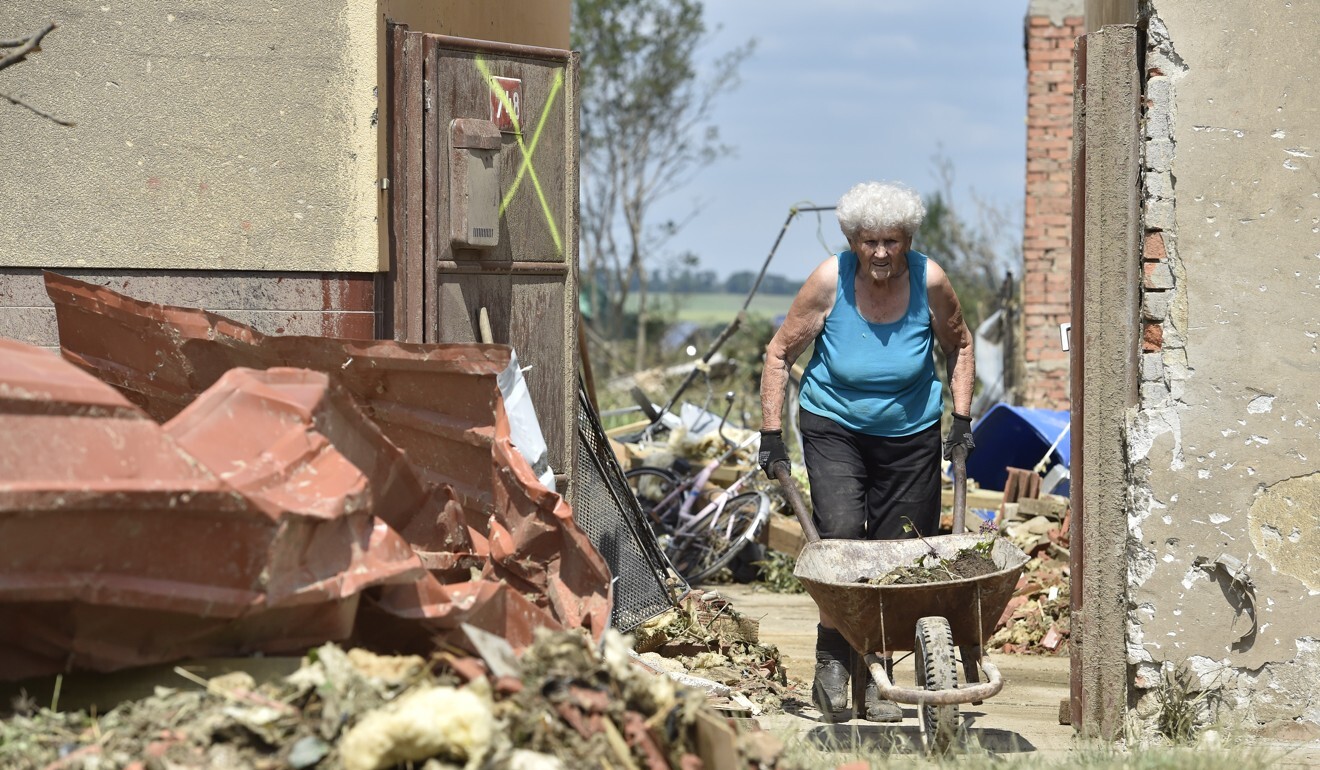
top-left (798, 250), bottom-right (943, 437)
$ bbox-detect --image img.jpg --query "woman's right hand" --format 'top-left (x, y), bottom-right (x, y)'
top-left (758, 429), bottom-right (791, 478)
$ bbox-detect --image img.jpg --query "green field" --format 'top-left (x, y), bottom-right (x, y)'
top-left (625, 291), bottom-right (795, 324)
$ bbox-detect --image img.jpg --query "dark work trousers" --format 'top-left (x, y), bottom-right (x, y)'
top-left (799, 410), bottom-right (942, 541)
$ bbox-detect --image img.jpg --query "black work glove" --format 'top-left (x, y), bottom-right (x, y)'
top-left (758, 429), bottom-right (791, 479)
top-left (943, 412), bottom-right (975, 460)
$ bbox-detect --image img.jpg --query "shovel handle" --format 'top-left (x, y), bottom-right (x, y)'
top-left (951, 444), bottom-right (968, 534)
top-left (773, 465), bottom-right (821, 544)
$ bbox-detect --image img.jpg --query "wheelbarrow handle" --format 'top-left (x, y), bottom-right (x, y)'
top-left (951, 443), bottom-right (969, 535)
top-left (773, 465), bottom-right (821, 544)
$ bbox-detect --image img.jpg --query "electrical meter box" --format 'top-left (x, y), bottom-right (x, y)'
top-left (448, 118), bottom-right (501, 249)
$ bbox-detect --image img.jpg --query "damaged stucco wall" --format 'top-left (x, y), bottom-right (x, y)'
top-left (0, 2), bottom-right (379, 272)
top-left (0, 1), bottom-right (568, 274)
top-left (0, 2), bottom-right (569, 344)
top-left (1127, 0), bottom-right (1320, 734)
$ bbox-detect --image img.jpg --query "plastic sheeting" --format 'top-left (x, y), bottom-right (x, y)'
top-left (965, 403), bottom-right (1071, 497)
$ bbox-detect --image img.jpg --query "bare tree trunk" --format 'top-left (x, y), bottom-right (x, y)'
top-left (634, 267), bottom-right (648, 371)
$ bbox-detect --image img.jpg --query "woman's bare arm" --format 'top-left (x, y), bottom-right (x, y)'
top-left (761, 257), bottom-right (838, 430)
top-left (927, 258), bottom-right (975, 416)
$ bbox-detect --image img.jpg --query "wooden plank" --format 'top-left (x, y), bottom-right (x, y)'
top-left (941, 487), bottom-right (1007, 511)
top-left (766, 486), bottom-right (1017, 557)
top-left (1018, 495), bottom-right (1070, 519)
top-left (765, 514), bottom-right (805, 558)
top-left (422, 36), bottom-right (441, 343)
top-left (693, 709), bottom-right (740, 770)
top-left (389, 25), bottom-right (425, 344)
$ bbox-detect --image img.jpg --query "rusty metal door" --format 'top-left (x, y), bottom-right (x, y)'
top-left (387, 25), bottom-right (579, 493)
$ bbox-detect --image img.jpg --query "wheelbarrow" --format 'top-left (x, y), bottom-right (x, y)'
top-left (773, 446), bottom-right (1030, 754)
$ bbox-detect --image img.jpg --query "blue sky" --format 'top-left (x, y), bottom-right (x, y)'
top-left (648, 0), bottom-right (1029, 282)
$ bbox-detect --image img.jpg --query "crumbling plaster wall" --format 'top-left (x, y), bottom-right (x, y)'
top-left (1127, 0), bottom-right (1320, 732)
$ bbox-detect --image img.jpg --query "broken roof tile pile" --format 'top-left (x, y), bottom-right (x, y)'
top-left (0, 275), bottom-right (612, 682)
top-left (987, 497), bottom-right (1071, 654)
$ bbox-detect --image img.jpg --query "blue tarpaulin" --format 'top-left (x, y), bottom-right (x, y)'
top-left (965, 404), bottom-right (1071, 497)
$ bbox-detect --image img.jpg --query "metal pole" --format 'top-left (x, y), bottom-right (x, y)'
top-left (643, 205), bottom-right (836, 435)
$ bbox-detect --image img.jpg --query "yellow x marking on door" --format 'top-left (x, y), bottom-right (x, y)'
top-left (474, 57), bottom-right (564, 255)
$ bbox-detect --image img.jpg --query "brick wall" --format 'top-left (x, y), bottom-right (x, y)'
top-left (1021, 12), bottom-right (1085, 410)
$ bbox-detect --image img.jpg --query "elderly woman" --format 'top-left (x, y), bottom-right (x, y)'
top-left (758, 181), bottom-right (975, 723)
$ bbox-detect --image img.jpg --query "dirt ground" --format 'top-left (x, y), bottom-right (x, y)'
top-left (713, 582), bottom-right (1077, 759)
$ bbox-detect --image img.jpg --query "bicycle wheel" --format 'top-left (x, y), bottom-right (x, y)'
top-left (670, 491), bottom-right (769, 584)
top-left (623, 466), bottom-right (683, 534)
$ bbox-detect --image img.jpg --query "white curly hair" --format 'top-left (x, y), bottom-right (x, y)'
top-left (835, 181), bottom-right (927, 238)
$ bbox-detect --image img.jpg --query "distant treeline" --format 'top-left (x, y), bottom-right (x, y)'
top-left (628, 268), bottom-right (804, 295)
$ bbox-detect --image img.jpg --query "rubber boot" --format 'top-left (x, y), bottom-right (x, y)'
top-left (812, 625), bottom-right (850, 721)
top-left (859, 652), bottom-right (903, 723)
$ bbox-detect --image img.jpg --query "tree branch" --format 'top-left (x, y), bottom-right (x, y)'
top-left (1, 23), bottom-right (73, 127)
top-left (0, 22), bottom-right (55, 72)
top-left (1, 90), bottom-right (74, 126)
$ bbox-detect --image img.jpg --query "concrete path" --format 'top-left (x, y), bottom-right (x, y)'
top-left (715, 582), bottom-right (1078, 760)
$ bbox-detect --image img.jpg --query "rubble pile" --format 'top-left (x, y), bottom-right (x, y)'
top-left (612, 407), bottom-right (760, 481)
top-left (987, 497), bottom-right (1071, 655)
top-left (630, 592), bottom-right (810, 716)
top-left (0, 631), bottom-right (797, 770)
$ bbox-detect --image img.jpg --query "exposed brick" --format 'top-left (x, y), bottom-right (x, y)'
top-left (1144, 261), bottom-right (1175, 290)
top-left (1145, 198), bottom-right (1175, 231)
top-left (1144, 231), bottom-right (1167, 262)
top-left (1144, 138), bottom-right (1174, 172)
top-left (1021, 15), bottom-right (1079, 412)
top-left (1031, 48), bottom-right (1074, 63)
top-left (1145, 170), bottom-right (1173, 200)
top-left (1143, 322), bottom-right (1164, 352)
top-left (1141, 352), bottom-right (1165, 382)
top-left (1143, 290), bottom-right (1171, 321)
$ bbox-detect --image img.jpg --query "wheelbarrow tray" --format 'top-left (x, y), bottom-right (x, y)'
top-left (793, 534), bottom-right (1030, 655)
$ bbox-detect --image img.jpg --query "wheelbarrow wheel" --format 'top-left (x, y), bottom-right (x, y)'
top-left (915, 616), bottom-right (960, 755)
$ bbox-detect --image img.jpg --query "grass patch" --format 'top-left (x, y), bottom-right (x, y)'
top-left (767, 730), bottom-right (1282, 770)
top-left (625, 292), bottom-right (795, 324)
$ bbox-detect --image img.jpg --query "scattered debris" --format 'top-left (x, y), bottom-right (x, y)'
top-left (629, 592), bottom-right (809, 716)
top-left (986, 499), bottom-right (1071, 655)
top-left (0, 631), bottom-right (798, 770)
top-left (0, 276), bottom-right (612, 683)
top-left (750, 551), bottom-right (805, 594)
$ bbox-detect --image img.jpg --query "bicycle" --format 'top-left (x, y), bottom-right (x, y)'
top-left (625, 407), bottom-right (772, 584)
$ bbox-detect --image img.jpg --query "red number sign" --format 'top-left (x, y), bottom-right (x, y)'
top-left (490, 76), bottom-right (522, 133)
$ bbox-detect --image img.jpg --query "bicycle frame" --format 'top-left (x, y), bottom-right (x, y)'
top-left (668, 464), bottom-right (768, 547)
top-left (646, 431), bottom-right (760, 529)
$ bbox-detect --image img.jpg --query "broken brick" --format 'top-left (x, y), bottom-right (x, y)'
top-left (1143, 321), bottom-right (1164, 352)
